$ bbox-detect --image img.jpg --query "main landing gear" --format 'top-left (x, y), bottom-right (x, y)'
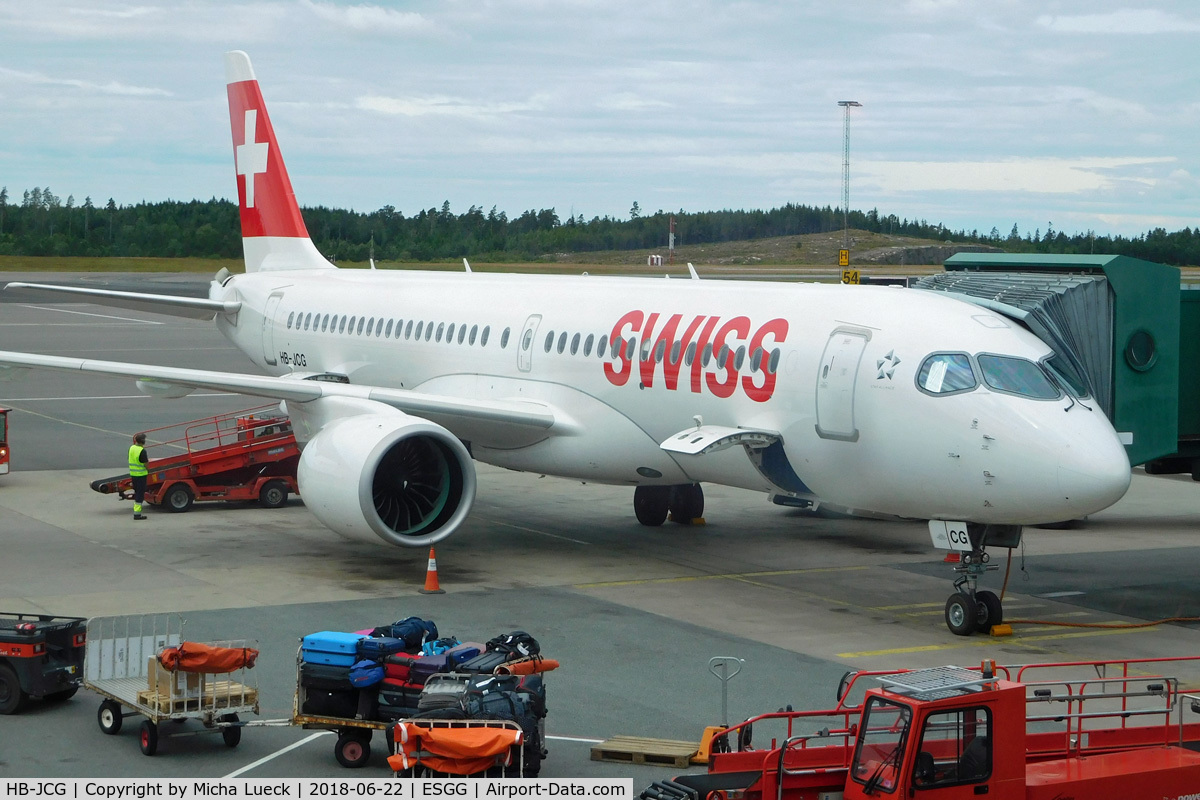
top-left (634, 484), bottom-right (704, 526)
top-left (943, 524), bottom-right (1019, 636)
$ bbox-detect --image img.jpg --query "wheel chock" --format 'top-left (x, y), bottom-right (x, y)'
top-left (667, 515), bottom-right (707, 526)
top-left (989, 624), bottom-right (1013, 637)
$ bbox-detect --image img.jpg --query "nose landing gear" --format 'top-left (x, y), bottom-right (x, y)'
top-left (941, 523), bottom-right (1020, 636)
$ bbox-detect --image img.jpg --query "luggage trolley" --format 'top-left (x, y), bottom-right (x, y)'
top-left (83, 614), bottom-right (262, 756)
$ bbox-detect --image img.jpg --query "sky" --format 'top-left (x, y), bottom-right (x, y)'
top-left (1, 1), bottom-right (1197, 239)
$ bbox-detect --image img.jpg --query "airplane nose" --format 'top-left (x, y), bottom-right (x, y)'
top-left (1057, 438), bottom-right (1131, 515)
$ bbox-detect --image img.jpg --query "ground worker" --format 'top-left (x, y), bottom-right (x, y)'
top-left (129, 432), bottom-right (149, 520)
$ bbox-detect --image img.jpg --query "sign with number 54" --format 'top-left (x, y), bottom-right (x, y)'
top-left (928, 520), bottom-right (972, 552)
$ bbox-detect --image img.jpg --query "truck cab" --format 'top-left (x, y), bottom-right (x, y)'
top-left (845, 665), bottom-right (1024, 800)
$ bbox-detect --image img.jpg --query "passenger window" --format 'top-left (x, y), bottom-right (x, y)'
top-left (357, 317), bottom-right (366, 335)
top-left (522, 330), bottom-right (533, 351)
top-left (424, 321), bottom-right (434, 341)
top-left (481, 326), bottom-right (490, 346)
top-left (751, 348), bottom-right (763, 371)
top-left (287, 311), bottom-right (295, 329)
top-left (735, 346), bottom-right (746, 370)
top-left (436, 322), bottom-right (445, 342)
top-left (570, 333), bottom-right (580, 355)
top-left (544, 331), bottom-right (554, 353)
top-left (320, 315), bottom-right (329, 332)
top-left (447, 323), bottom-right (455, 342)
top-left (458, 325), bottom-right (467, 345)
top-left (640, 338), bottom-right (653, 362)
top-left (583, 334), bottom-right (594, 357)
top-left (685, 342), bottom-right (696, 367)
top-left (768, 348), bottom-right (781, 373)
top-left (558, 332), bottom-right (567, 354)
top-left (597, 334), bottom-right (608, 358)
top-left (670, 340), bottom-right (681, 364)
top-left (625, 339), bottom-right (636, 360)
top-left (977, 354), bottom-right (1059, 399)
top-left (338, 317), bottom-right (346, 334)
top-left (385, 319), bottom-right (393, 338)
top-left (702, 344), bottom-right (713, 367)
top-left (918, 354), bottom-right (976, 395)
top-left (366, 317), bottom-right (375, 336)
top-left (655, 340), bottom-right (667, 363)
top-left (482, 326), bottom-right (489, 347)
top-left (405, 321), bottom-right (414, 339)
top-left (415, 321), bottom-right (424, 339)
top-left (610, 337), bottom-right (621, 359)
top-left (718, 345), bottom-right (730, 369)
top-left (304, 313), bottom-right (313, 331)
top-left (912, 707), bottom-right (991, 789)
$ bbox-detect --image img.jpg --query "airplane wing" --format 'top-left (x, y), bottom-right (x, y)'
top-left (0, 350), bottom-right (564, 433)
top-left (5, 282), bottom-right (240, 320)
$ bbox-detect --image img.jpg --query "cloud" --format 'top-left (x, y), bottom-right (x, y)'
top-left (299, 0), bottom-right (434, 34)
top-left (1036, 9), bottom-right (1200, 34)
top-left (859, 157), bottom-right (1176, 195)
top-left (355, 94), bottom-right (546, 120)
top-left (0, 66), bottom-right (171, 97)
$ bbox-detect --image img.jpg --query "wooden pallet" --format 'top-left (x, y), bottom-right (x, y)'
top-left (590, 735), bottom-right (698, 768)
top-left (137, 681), bottom-right (258, 714)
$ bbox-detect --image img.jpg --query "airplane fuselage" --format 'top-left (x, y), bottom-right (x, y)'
top-left (216, 268), bottom-right (1130, 526)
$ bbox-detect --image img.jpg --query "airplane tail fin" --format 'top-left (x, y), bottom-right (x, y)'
top-left (225, 51), bottom-right (334, 273)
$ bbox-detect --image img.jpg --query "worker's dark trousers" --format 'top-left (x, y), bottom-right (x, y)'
top-left (132, 475), bottom-right (147, 517)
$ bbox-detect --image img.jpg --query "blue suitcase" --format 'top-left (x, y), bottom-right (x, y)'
top-left (302, 631), bottom-right (365, 667)
top-left (447, 642), bottom-right (483, 667)
top-left (357, 636), bottom-right (408, 660)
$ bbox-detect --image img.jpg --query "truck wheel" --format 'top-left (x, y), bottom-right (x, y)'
top-left (163, 484), bottom-right (193, 513)
top-left (259, 480), bottom-right (289, 509)
top-left (220, 713), bottom-right (241, 747)
top-left (0, 664), bottom-right (27, 715)
top-left (334, 730), bottom-right (371, 768)
top-left (139, 720), bottom-right (159, 756)
top-left (98, 699), bottom-right (123, 734)
top-left (945, 592), bottom-right (976, 636)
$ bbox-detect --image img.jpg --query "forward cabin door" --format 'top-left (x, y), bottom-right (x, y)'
top-left (262, 292), bottom-right (284, 366)
top-left (518, 314), bottom-right (542, 373)
top-left (815, 327), bottom-right (870, 441)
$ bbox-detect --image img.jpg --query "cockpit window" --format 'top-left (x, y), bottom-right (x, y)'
top-left (917, 353), bottom-right (976, 395)
top-left (977, 354), bottom-right (1060, 399)
top-left (1045, 354), bottom-right (1090, 398)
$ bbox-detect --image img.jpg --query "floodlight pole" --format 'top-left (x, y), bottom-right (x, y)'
top-left (838, 101), bottom-right (862, 252)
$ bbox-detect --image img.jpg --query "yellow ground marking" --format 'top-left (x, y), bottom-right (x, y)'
top-left (575, 565), bottom-right (869, 589)
top-left (838, 625), bottom-right (1153, 659)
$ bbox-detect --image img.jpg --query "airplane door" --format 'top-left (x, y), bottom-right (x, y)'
top-left (815, 327), bottom-right (870, 441)
top-left (518, 314), bottom-right (541, 372)
top-left (262, 292), bottom-right (284, 366)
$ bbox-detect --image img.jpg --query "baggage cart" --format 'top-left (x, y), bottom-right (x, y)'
top-left (83, 614), bottom-right (261, 756)
top-left (89, 404), bottom-right (299, 512)
top-left (0, 611), bottom-right (86, 714)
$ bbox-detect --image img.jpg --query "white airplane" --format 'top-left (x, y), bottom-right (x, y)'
top-left (0, 52), bottom-right (1130, 635)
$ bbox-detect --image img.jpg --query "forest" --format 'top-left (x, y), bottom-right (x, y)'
top-left (1, 185), bottom-right (1198, 266)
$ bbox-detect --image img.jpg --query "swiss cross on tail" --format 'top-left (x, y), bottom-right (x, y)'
top-left (224, 50), bottom-right (309, 240)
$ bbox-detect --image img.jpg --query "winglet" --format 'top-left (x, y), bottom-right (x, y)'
top-left (688, 262), bottom-right (700, 280)
top-left (463, 258), bottom-right (472, 273)
top-left (225, 51), bottom-right (333, 272)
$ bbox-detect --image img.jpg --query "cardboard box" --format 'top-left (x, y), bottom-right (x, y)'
top-left (147, 657), bottom-right (203, 698)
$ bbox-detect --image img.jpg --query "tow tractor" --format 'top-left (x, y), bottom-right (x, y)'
top-left (641, 656), bottom-right (1200, 800)
top-left (0, 406), bottom-right (11, 475)
top-left (90, 405), bottom-right (300, 513)
top-left (0, 612), bottom-right (87, 714)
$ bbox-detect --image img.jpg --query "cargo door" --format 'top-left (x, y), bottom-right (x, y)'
top-left (262, 292), bottom-right (284, 366)
top-left (815, 327), bottom-right (870, 441)
top-left (518, 314), bottom-right (541, 373)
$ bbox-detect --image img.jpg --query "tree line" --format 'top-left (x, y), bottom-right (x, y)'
top-left (1, 185), bottom-right (1198, 266)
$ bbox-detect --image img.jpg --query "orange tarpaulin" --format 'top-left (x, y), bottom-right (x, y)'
top-left (388, 723), bottom-right (522, 776)
top-left (158, 642), bottom-right (259, 673)
top-left (497, 657), bottom-right (560, 676)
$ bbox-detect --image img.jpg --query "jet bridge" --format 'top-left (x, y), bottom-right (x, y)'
top-left (913, 253), bottom-right (1180, 469)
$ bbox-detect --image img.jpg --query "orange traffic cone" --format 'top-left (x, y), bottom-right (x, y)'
top-left (418, 547), bottom-right (445, 594)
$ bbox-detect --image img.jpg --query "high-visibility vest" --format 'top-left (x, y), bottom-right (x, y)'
top-left (128, 444), bottom-right (148, 477)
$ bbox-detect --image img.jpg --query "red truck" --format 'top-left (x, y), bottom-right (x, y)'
top-left (90, 405), bottom-right (299, 512)
top-left (643, 656), bottom-right (1200, 800)
top-left (0, 612), bottom-right (86, 714)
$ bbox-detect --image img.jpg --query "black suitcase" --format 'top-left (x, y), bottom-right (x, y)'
top-left (379, 683), bottom-right (423, 710)
top-left (300, 662), bottom-right (353, 691)
top-left (456, 650), bottom-right (510, 674)
top-left (300, 688), bottom-right (359, 718)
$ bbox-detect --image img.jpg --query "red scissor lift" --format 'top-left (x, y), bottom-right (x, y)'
top-left (91, 405), bottom-right (300, 513)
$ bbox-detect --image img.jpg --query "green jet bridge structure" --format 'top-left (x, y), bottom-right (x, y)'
top-left (914, 253), bottom-right (1198, 476)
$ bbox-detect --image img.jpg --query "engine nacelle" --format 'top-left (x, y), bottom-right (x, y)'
top-left (297, 412), bottom-right (476, 548)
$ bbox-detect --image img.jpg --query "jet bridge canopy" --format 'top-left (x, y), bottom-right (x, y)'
top-left (914, 254), bottom-right (1180, 467)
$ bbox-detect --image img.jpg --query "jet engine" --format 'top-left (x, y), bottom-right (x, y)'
top-left (297, 412), bottom-right (476, 547)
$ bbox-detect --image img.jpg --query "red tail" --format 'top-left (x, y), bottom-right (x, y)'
top-left (225, 51), bottom-right (333, 272)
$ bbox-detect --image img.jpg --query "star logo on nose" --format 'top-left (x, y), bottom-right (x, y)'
top-left (877, 350), bottom-right (900, 380)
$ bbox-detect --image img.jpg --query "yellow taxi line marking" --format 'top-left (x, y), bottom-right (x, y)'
top-left (575, 565), bottom-right (869, 589)
top-left (838, 625), bottom-right (1152, 659)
